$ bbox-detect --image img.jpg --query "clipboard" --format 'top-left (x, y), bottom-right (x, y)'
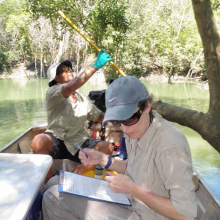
top-left (58, 170), bottom-right (131, 206)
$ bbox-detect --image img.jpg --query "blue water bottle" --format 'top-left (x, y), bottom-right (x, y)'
top-left (119, 134), bottom-right (127, 160)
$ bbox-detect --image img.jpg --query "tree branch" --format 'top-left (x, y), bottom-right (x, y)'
top-left (153, 100), bottom-right (220, 153)
top-left (152, 100), bottom-right (204, 130)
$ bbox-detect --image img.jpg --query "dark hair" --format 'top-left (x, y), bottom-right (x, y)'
top-left (49, 79), bottom-right (58, 87)
top-left (139, 95), bottom-right (154, 124)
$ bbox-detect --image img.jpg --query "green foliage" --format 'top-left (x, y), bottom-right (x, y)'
top-left (86, 1), bottom-right (129, 43)
top-left (0, 0), bottom-right (31, 72)
top-left (211, 0), bottom-right (220, 11)
top-left (1, 0), bottom-right (219, 79)
top-left (119, 0), bottom-right (205, 77)
top-left (25, 0), bottom-right (129, 49)
top-left (23, 0), bottom-right (130, 77)
top-left (0, 52), bottom-right (8, 71)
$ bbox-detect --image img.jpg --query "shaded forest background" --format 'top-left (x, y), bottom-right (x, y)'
top-left (0, 0), bottom-right (219, 80)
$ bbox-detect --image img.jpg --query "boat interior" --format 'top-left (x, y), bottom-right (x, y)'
top-left (1, 120), bottom-right (220, 219)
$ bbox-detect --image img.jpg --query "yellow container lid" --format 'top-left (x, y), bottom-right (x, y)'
top-left (83, 170), bottom-right (117, 179)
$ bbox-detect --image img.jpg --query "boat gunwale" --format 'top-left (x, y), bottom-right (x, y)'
top-left (194, 168), bottom-right (220, 208)
top-left (0, 126), bottom-right (33, 153)
top-left (0, 122), bottom-right (47, 153)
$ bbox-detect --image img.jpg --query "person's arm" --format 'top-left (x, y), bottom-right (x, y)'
top-left (99, 153), bottom-right (127, 174)
top-left (95, 112), bottom-right (105, 123)
top-left (62, 66), bottom-right (97, 97)
top-left (105, 174), bottom-right (186, 220)
top-left (62, 50), bottom-right (113, 97)
top-left (130, 185), bottom-right (186, 220)
top-left (79, 149), bottom-right (127, 174)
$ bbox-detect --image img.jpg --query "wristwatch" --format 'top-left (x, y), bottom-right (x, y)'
top-left (103, 155), bottom-right (112, 169)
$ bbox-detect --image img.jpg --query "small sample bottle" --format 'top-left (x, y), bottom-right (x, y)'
top-left (94, 165), bottom-right (103, 179)
top-left (119, 135), bottom-right (127, 160)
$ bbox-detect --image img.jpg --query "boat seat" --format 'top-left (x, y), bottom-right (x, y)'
top-left (18, 137), bottom-right (32, 154)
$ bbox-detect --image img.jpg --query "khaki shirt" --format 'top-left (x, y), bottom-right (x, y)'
top-left (45, 84), bottom-right (102, 155)
top-left (125, 111), bottom-right (197, 220)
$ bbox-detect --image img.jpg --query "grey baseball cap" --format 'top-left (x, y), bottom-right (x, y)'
top-left (47, 60), bottom-right (72, 82)
top-left (103, 76), bottom-right (150, 124)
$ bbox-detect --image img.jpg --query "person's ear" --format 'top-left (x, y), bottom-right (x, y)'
top-left (55, 75), bottom-right (59, 83)
top-left (144, 102), bottom-right (152, 113)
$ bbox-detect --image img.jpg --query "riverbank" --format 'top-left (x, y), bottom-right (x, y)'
top-left (0, 63), bottom-right (37, 79)
top-left (141, 73), bottom-right (209, 90)
top-left (0, 63), bottom-right (209, 90)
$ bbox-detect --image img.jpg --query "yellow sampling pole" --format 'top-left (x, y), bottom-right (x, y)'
top-left (58, 10), bottom-right (126, 76)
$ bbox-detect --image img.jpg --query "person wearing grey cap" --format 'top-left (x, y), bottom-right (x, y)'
top-left (42, 76), bottom-right (197, 220)
top-left (31, 50), bottom-right (114, 180)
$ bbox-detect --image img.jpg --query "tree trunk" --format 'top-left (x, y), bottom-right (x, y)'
top-left (153, 0), bottom-right (220, 153)
top-left (22, 50), bottom-right (27, 64)
top-left (35, 56), bottom-right (37, 71)
top-left (192, 0), bottom-right (220, 116)
top-left (55, 31), bottom-right (64, 63)
top-left (40, 47), bottom-right (43, 78)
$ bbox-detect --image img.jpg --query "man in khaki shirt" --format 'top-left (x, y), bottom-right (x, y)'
top-left (32, 50), bottom-right (114, 179)
top-left (42, 76), bottom-right (197, 220)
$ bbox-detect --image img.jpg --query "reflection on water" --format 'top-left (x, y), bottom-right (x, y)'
top-left (0, 79), bottom-right (47, 146)
top-left (0, 78), bottom-right (220, 199)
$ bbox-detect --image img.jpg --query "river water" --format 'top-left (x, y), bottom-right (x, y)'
top-left (0, 78), bottom-right (220, 199)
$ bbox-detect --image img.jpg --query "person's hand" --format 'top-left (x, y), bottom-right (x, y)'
top-left (92, 49), bottom-right (114, 69)
top-left (79, 148), bottom-right (105, 165)
top-left (105, 173), bottom-right (135, 194)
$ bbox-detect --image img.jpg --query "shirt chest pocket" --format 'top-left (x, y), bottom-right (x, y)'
top-left (129, 147), bottom-right (164, 193)
top-left (126, 145), bottom-right (147, 182)
top-left (132, 150), bottom-right (149, 184)
top-left (69, 100), bottom-right (88, 125)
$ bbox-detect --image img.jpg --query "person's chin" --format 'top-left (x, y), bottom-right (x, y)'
top-left (126, 132), bottom-right (138, 139)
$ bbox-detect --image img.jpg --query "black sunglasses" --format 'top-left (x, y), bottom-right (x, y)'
top-left (109, 102), bottom-right (146, 127)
